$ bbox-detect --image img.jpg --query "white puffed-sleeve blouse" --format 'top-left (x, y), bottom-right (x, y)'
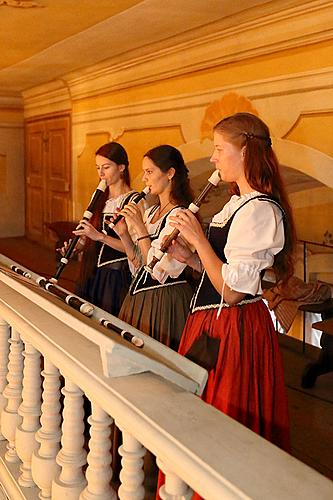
top-left (213, 191), bottom-right (285, 296)
top-left (146, 206), bottom-right (188, 284)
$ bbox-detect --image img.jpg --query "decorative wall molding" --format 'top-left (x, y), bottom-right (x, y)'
top-left (0, 95), bottom-right (23, 108)
top-left (22, 81), bottom-right (71, 119)
top-left (66, 1), bottom-right (333, 100)
top-left (275, 138), bottom-right (333, 189)
top-left (0, 0), bottom-right (42, 7)
top-left (0, 122), bottom-right (23, 129)
top-left (71, 65), bottom-right (333, 196)
top-left (72, 67), bottom-right (333, 141)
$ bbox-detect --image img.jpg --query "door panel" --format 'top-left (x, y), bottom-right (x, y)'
top-left (25, 123), bottom-right (45, 242)
top-left (25, 114), bottom-right (72, 247)
top-left (46, 116), bottom-right (71, 230)
top-left (26, 187), bottom-right (44, 241)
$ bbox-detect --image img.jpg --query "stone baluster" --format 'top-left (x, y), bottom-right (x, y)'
top-left (52, 378), bottom-right (87, 499)
top-left (31, 358), bottom-right (61, 499)
top-left (0, 317), bottom-right (10, 440)
top-left (80, 401), bottom-right (116, 500)
top-left (156, 458), bottom-right (193, 500)
top-left (1, 327), bottom-right (23, 463)
top-left (15, 338), bottom-right (42, 487)
top-left (118, 426), bottom-right (145, 500)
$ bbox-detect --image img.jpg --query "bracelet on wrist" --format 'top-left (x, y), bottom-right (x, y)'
top-left (136, 234), bottom-right (150, 242)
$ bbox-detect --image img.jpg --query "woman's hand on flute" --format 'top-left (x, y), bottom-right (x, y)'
top-left (56, 240), bottom-right (70, 257)
top-left (111, 211), bottom-right (129, 238)
top-left (73, 220), bottom-right (102, 242)
top-left (56, 237), bottom-right (86, 256)
top-left (169, 209), bottom-right (205, 249)
top-left (166, 238), bottom-right (202, 272)
top-left (166, 238), bottom-right (192, 262)
top-left (119, 202), bottom-right (147, 237)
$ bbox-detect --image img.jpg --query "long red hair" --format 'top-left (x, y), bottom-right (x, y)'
top-left (214, 112), bottom-right (296, 283)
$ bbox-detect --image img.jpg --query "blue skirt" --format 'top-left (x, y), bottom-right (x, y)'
top-left (78, 261), bottom-right (131, 316)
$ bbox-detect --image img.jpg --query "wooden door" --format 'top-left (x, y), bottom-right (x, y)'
top-left (25, 120), bottom-right (45, 243)
top-left (25, 114), bottom-right (72, 247)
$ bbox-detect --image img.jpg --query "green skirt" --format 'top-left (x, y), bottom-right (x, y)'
top-left (119, 282), bottom-right (193, 351)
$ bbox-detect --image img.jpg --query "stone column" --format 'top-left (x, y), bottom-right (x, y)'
top-left (80, 401), bottom-right (116, 499)
top-left (52, 377), bottom-right (87, 499)
top-left (31, 357), bottom-right (61, 499)
top-left (1, 327), bottom-right (23, 463)
top-left (0, 317), bottom-right (10, 440)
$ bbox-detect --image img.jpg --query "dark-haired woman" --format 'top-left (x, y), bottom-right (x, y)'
top-left (71, 141), bottom-right (140, 316)
top-left (112, 145), bottom-right (195, 491)
top-left (165, 113), bottom-right (296, 463)
top-left (116, 144), bottom-right (195, 350)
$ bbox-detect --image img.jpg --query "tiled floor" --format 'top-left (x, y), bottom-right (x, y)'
top-left (0, 236), bottom-right (333, 483)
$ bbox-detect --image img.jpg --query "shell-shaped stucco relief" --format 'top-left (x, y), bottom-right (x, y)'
top-left (200, 92), bottom-right (259, 142)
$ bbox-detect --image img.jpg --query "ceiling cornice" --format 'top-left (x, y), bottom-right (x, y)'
top-left (22, 81), bottom-right (71, 118)
top-left (65, 0), bottom-right (333, 100)
top-left (0, 95), bottom-right (23, 108)
top-left (71, 66), bottom-right (333, 122)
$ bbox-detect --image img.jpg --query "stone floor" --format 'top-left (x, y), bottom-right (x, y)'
top-left (0, 236), bottom-right (333, 485)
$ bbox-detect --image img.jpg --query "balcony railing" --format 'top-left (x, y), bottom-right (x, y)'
top-left (0, 254), bottom-right (332, 499)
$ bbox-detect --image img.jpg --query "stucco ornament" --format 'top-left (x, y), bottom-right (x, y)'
top-left (0, 0), bottom-right (41, 7)
top-left (200, 92), bottom-right (259, 142)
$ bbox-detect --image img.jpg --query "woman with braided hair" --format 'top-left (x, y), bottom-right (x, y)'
top-left (166, 112), bottom-right (296, 462)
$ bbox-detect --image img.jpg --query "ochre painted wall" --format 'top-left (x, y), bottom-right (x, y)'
top-left (286, 113), bottom-right (333, 157)
top-left (73, 40), bottom-right (333, 113)
top-left (0, 108), bottom-right (23, 123)
top-left (75, 127), bottom-right (184, 215)
top-left (0, 107), bottom-right (24, 237)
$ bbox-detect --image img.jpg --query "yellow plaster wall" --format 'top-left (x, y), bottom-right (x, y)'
top-left (118, 126), bottom-right (185, 190)
top-left (0, 108), bottom-right (23, 123)
top-left (286, 113), bottom-right (333, 249)
top-left (75, 126), bottom-right (184, 215)
top-left (0, 154), bottom-right (6, 192)
top-left (285, 113), bottom-right (333, 157)
top-left (73, 40), bottom-right (333, 113)
top-left (76, 133), bottom-right (110, 212)
top-left (293, 203), bottom-right (333, 243)
top-left (0, 126), bottom-right (24, 236)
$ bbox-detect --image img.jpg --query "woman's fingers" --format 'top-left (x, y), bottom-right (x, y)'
top-left (56, 239), bottom-right (71, 256)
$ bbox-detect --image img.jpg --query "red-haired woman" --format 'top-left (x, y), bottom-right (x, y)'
top-left (166, 112), bottom-right (296, 468)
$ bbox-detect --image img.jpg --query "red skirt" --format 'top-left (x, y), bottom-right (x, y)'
top-left (157, 300), bottom-right (290, 499)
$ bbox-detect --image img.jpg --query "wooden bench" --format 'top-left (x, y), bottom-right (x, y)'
top-left (298, 298), bottom-right (333, 350)
top-left (312, 317), bottom-right (333, 337)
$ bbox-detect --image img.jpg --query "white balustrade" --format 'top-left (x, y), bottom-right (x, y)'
top-left (118, 427), bottom-right (145, 500)
top-left (1, 327), bottom-right (23, 463)
top-left (16, 338), bottom-right (42, 487)
top-left (31, 358), bottom-right (61, 499)
top-left (0, 317), bottom-right (10, 441)
top-left (52, 378), bottom-right (87, 499)
top-left (157, 458), bottom-right (193, 500)
top-left (1, 260), bottom-right (333, 500)
top-left (80, 401), bottom-right (116, 500)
